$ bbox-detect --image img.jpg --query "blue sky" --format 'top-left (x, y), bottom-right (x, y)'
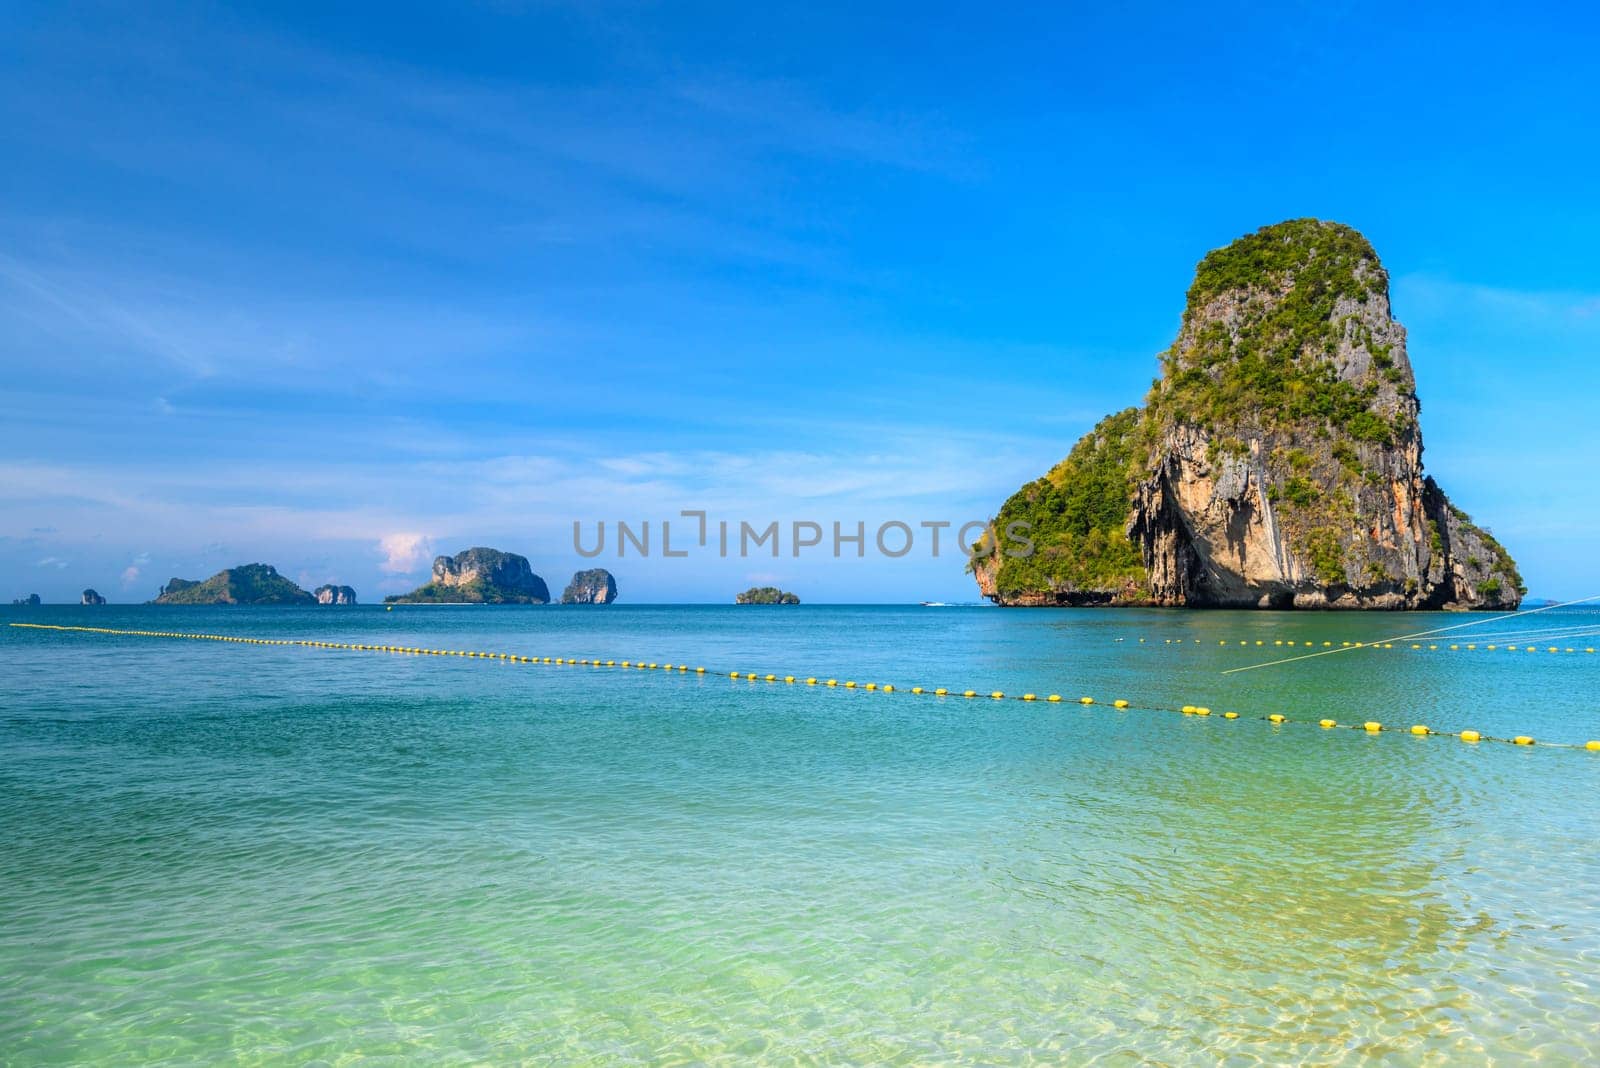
top-left (2, 1), bottom-right (1597, 603)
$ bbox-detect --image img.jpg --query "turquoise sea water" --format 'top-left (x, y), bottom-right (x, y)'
top-left (3, 604), bottom-right (1598, 1065)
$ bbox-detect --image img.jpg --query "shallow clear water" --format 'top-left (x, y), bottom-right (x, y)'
top-left (3, 604), bottom-right (1598, 1065)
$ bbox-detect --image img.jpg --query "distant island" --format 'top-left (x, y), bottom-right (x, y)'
top-left (153, 564), bottom-right (317, 605)
top-left (12, 593), bottom-right (41, 606)
top-left (314, 584), bottom-right (357, 605)
top-left (81, 589), bottom-right (106, 605)
top-left (736, 586), bottom-right (800, 605)
top-left (386, 547), bottom-right (550, 604)
top-left (561, 568), bottom-right (617, 604)
top-left (974, 219), bottom-right (1523, 611)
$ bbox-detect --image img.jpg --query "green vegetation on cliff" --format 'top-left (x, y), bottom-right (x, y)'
top-left (1150, 219), bottom-right (1401, 443)
top-left (152, 564), bottom-right (315, 605)
top-left (384, 579), bottom-right (545, 604)
top-left (985, 408), bottom-right (1149, 598)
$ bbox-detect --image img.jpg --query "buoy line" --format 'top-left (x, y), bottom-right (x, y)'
top-left (10, 622), bottom-right (1599, 753)
top-left (1148, 633), bottom-right (1600, 654)
top-left (1221, 595), bottom-right (1600, 675)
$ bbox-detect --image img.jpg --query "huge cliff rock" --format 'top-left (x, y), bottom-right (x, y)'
top-left (561, 568), bottom-right (617, 604)
top-left (385, 547), bottom-right (550, 604)
top-left (81, 588), bottom-right (106, 605)
top-left (313, 584), bottom-right (358, 605)
top-left (152, 564), bottom-right (317, 605)
top-left (975, 219), bottom-right (1523, 610)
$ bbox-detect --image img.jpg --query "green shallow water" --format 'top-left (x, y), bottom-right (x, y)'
top-left (2, 604), bottom-right (1598, 1065)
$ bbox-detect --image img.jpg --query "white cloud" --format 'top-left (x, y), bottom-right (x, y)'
top-left (36, 555), bottom-right (69, 568)
top-left (377, 532), bottom-right (434, 574)
top-left (120, 565), bottom-right (140, 586)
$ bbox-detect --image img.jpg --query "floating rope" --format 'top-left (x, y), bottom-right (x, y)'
top-left (11, 623), bottom-right (1598, 753)
top-left (1221, 595), bottom-right (1600, 675)
top-left (1149, 633), bottom-right (1600, 654)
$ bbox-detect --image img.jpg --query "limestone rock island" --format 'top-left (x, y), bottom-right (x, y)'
top-left (81, 589), bottom-right (106, 605)
top-left (151, 564), bottom-right (317, 605)
top-left (314, 584), bottom-right (358, 605)
top-left (736, 586), bottom-right (800, 605)
top-left (975, 219), bottom-right (1523, 610)
top-left (561, 569), bottom-right (618, 604)
top-left (385, 547), bottom-right (550, 604)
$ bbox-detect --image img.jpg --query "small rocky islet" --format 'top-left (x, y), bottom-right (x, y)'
top-left (735, 587), bottom-right (800, 605)
top-left (561, 568), bottom-right (618, 604)
top-left (974, 219), bottom-right (1524, 610)
top-left (153, 564), bottom-right (319, 605)
top-left (385, 548), bottom-right (551, 604)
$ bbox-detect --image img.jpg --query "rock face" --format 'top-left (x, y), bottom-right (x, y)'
top-left (81, 589), bottom-right (106, 605)
top-left (561, 569), bottom-right (618, 604)
top-left (313, 584), bottom-right (357, 605)
top-left (736, 586), bottom-right (800, 605)
top-left (386, 547), bottom-right (550, 604)
top-left (12, 593), bottom-right (42, 606)
top-left (976, 219), bottom-right (1523, 610)
top-left (152, 564), bottom-right (317, 605)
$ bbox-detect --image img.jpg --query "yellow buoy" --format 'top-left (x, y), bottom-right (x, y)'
top-left (990, 691), bottom-right (1004, 699)
top-left (1022, 693), bottom-right (1037, 701)
top-left (1319, 718), bottom-right (1336, 729)
top-left (1410, 725), bottom-right (1429, 736)
top-left (863, 682), bottom-right (876, 690)
top-left (1047, 694), bottom-right (1062, 703)
top-left (844, 681), bottom-right (856, 689)
top-left (935, 688), bottom-right (948, 696)
top-left (785, 676), bottom-right (795, 684)
top-left (1460, 730), bottom-right (1481, 743)
top-left (1113, 699), bottom-right (1129, 708)
top-left (1586, 740), bottom-right (1600, 751)
top-left (963, 690), bottom-right (977, 698)
top-left (882, 685), bottom-right (894, 692)
top-left (827, 679), bottom-right (838, 687)
top-left (1080, 696), bottom-right (1094, 705)
top-left (806, 677), bottom-right (818, 685)
top-left (766, 674), bottom-right (777, 682)
top-left (1513, 736), bottom-right (1534, 746)
top-left (1268, 714), bottom-right (1286, 723)
top-left (1194, 707), bottom-right (1211, 716)
top-left (1364, 721), bottom-right (1382, 733)
top-left (911, 687), bottom-right (924, 694)
top-left (1181, 705), bottom-right (1196, 714)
